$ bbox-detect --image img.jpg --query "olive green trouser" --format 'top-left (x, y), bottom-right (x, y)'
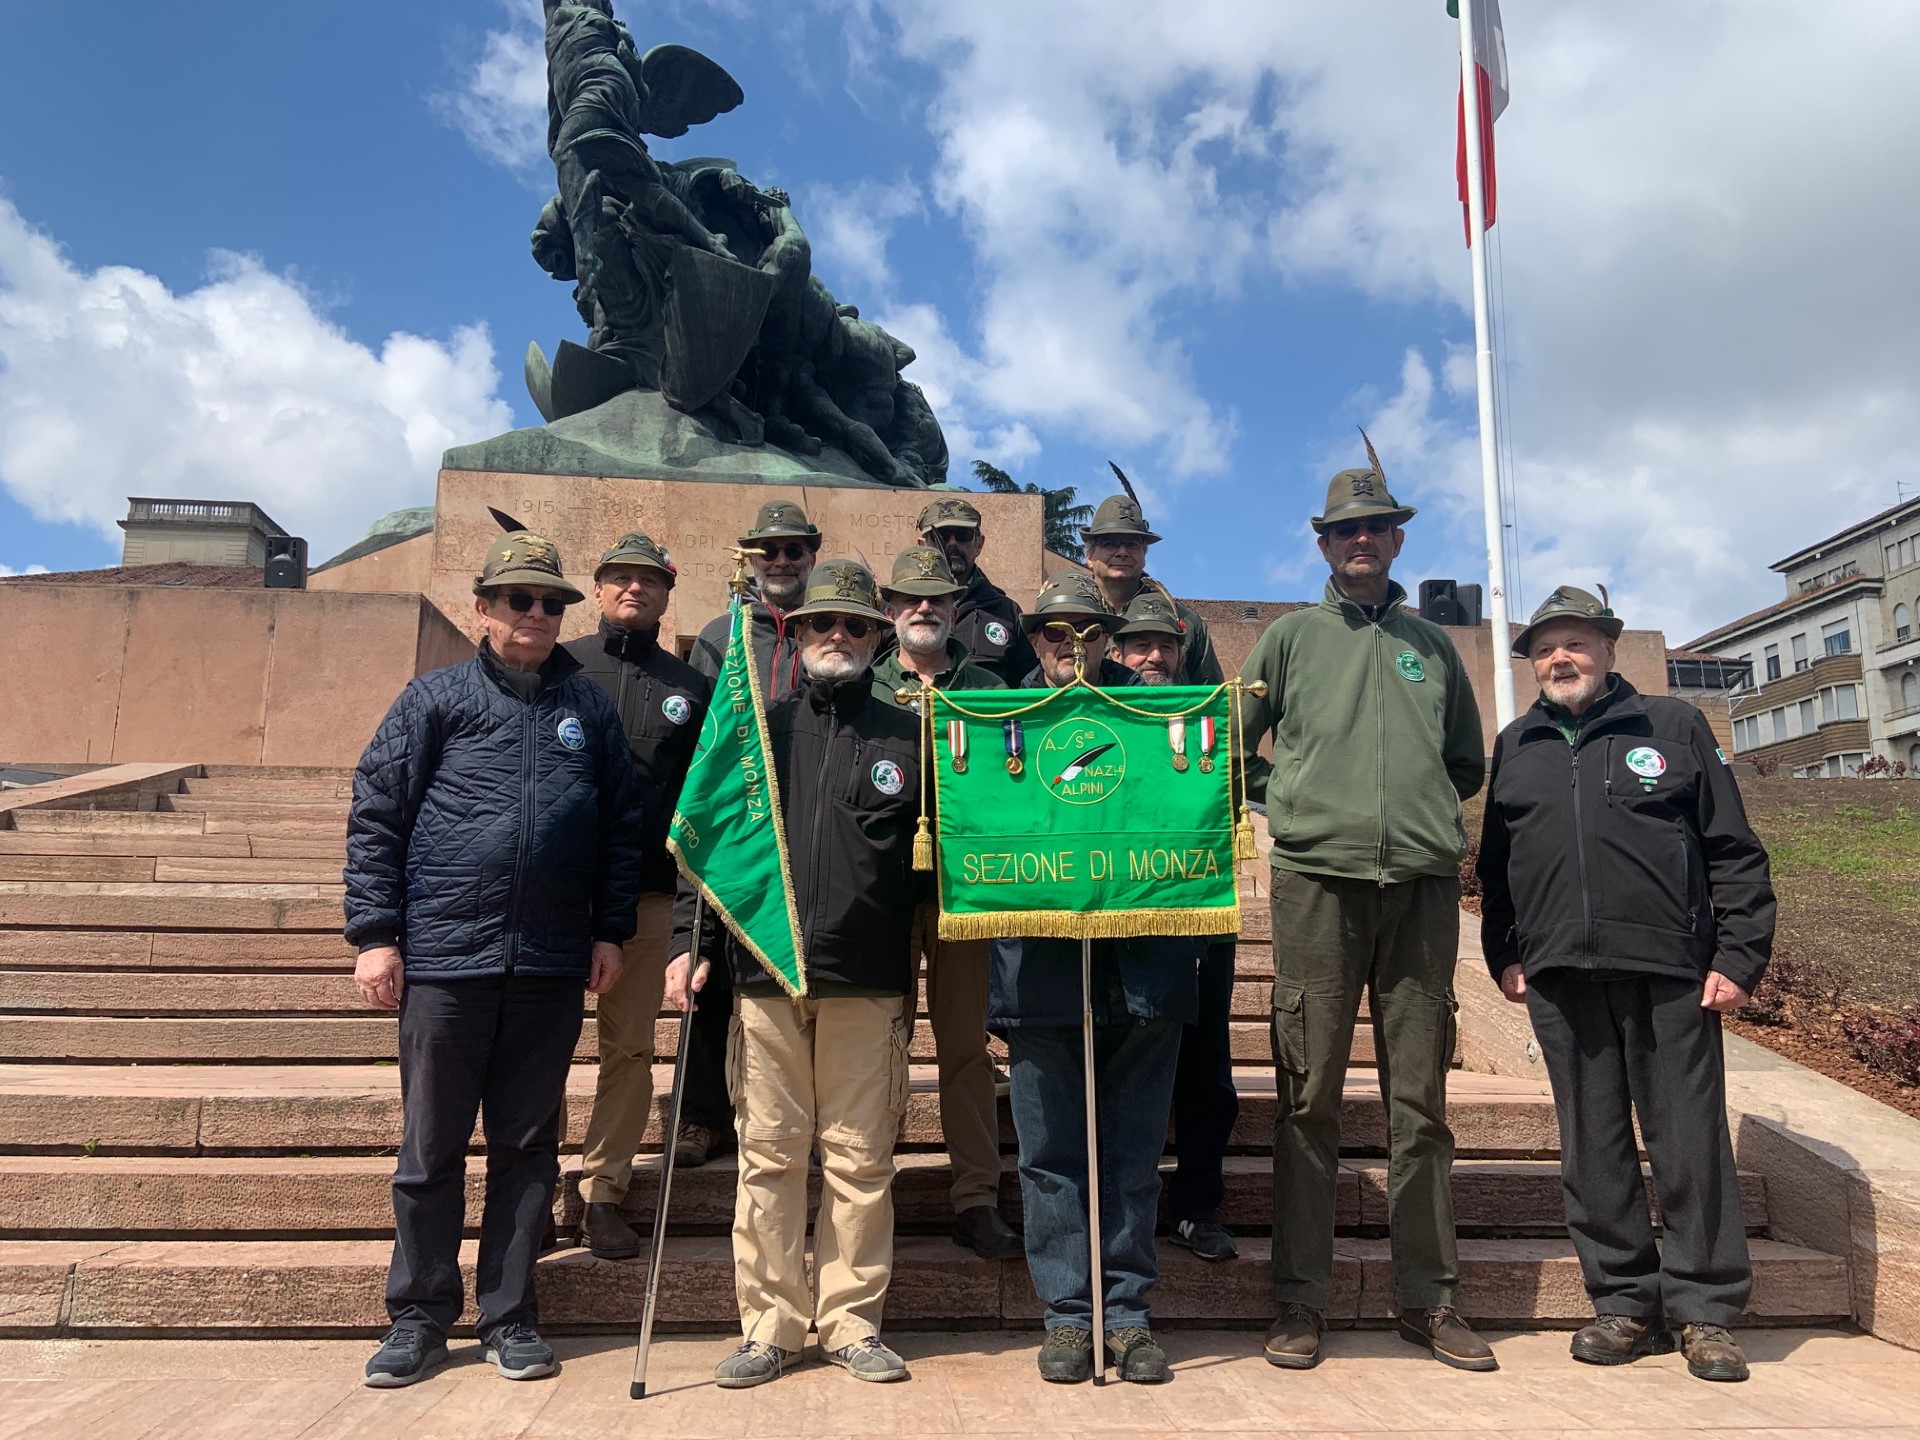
top-left (911, 902), bottom-right (1002, 1213)
top-left (577, 892), bottom-right (673, 1206)
top-left (1268, 868), bottom-right (1461, 1313)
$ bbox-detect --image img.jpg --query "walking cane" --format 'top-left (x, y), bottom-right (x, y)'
top-left (630, 893), bottom-right (704, 1400)
top-left (1081, 934), bottom-right (1106, 1385)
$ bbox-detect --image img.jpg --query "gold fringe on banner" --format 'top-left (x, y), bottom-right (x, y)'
top-left (911, 681), bottom-right (936, 871)
top-left (937, 905), bottom-right (1242, 943)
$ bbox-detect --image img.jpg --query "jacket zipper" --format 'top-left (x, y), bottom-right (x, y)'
top-left (1570, 744), bottom-right (1593, 958)
top-left (1373, 619), bottom-right (1389, 885)
top-left (505, 695), bottom-right (538, 973)
top-left (805, 704), bottom-right (837, 954)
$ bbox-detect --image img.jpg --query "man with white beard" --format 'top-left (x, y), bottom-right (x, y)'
top-left (873, 547), bottom-right (1022, 1261)
top-left (1477, 587), bottom-right (1775, 1384)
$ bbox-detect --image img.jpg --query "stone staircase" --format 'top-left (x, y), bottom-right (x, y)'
top-left (0, 766), bottom-right (1852, 1335)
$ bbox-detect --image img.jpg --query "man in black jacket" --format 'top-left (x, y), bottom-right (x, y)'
top-left (563, 532), bottom-right (712, 1260)
top-left (675, 498), bottom-right (823, 1171)
top-left (1017, 573), bottom-right (1138, 690)
top-left (347, 529), bottom-right (644, 1389)
top-left (1478, 586), bottom-right (1776, 1384)
top-left (919, 495), bottom-right (1037, 685)
top-left (666, 560), bottom-right (923, 1389)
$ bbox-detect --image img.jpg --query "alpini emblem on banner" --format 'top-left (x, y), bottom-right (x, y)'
top-left (1039, 719), bottom-right (1126, 805)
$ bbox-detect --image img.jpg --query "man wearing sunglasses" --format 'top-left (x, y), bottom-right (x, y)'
top-left (917, 496), bottom-right (1037, 686)
top-left (679, 499), bottom-right (824, 1172)
top-left (1081, 493), bottom-right (1222, 687)
top-left (347, 530), bottom-right (645, 1389)
top-left (1234, 462), bottom-right (1489, 1375)
top-left (561, 532), bottom-right (713, 1262)
top-left (871, 547), bottom-right (1022, 1263)
top-left (667, 560), bottom-right (923, 1389)
top-left (1017, 573), bottom-right (1139, 690)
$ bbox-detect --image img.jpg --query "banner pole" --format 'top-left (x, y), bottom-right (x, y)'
top-left (1082, 935), bottom-right (1105, 1384)
top-left (630, 893), bottom-right (703, 1400)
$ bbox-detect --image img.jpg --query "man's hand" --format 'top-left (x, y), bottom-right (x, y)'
top-left (354, 946), bottom-right (404, 1010)
top-left (1701, 972), bottom-right (1751, 1012)
top-left (587, 941), bottom-right (624, 996)
top-left (664, 951), bottom-right (711, 1013)
top-left (1499, 964), bottom-right (1527, 1003)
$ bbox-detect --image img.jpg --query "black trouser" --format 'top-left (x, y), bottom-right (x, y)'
top-left (1168, 940), bottom-right (1240, 1224)
top-left (680, 955), bottom-right (736, 1130)
top-left (387, 973), bottom-right (585, 1339)
top-left (1525, 969), bottom-right (1751, 1327)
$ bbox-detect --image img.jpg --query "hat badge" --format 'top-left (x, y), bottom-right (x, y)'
top-left (913, 552), bottom-right (939, 578)
top-left (833, 568), bottom-right (865, 599)
top-left (1352, 475), bottom-right (1376, 498)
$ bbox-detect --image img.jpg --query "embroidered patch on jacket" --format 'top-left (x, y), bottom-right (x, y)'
top-left (1625, 746), bottom-right (1667, 780)
top-left (556, 716), bottom-right (587, 751)
top-left (662, 694), bottom-right (692, 725)
top-left (983, 619), bottom-right (1010, 647)
top-left (1395, 650), bottom-right (1426, 682)
top-left (871, 759), bottom-right (905, 796)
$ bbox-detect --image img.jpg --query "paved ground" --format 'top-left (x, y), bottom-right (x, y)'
top-left (3, 1329), bottom-right (1919, 1438)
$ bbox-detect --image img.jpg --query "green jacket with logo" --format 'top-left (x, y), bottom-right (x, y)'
top-left (1236, 579), bottom-right (1485, 883)
top-left (872, 636), bottom-right (1006, 708)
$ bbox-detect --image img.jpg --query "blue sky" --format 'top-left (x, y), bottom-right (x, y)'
top-left (3, 2), bottom-right (1918, 644)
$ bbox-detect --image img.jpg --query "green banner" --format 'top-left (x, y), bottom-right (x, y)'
top-left (928, 684), bottom-right (1241, 941)
top-left (668, 597), bottom-right (807, 995)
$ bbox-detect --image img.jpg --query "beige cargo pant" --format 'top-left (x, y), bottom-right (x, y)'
top-left (911, 902), bottom-right (1001, 1212)
top-left (577, 892), bottom-right (672, 1206)
top-left (729, 992), bottom-right (910, 1353)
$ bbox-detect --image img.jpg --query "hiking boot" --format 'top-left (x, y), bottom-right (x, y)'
top-left (951, 1204), bottom-right (1024, 1260)
top-left (1398, 1306), bottom-right (1498, 1372)
top-left (1037, 1326), bottom-right (1094, 1383)
top-left (674, 1123), bottom-right (735, 1168)
top-left (713, 1340), bottom-right (797, 1389)
top-left (362, 1324), bottom-right (448, 1388)
top-left (483, 1323), bottom-right (556, 1380)
top-left (1570, 1314), bottom-right (1675, 1366)
top-left (582, 1201), bottom-right (640, 1261)
top-left (1170, 1219), bottom-right (1239, 1262)
top-left (1263, 1303), bottom-right (1324, 1370)
top-left (1107, 1326), bottom-right (1171, 1383)
top-left (827, 1336), bottom-right (909, 1382)
top-left (1680, 1323), bottom-right (1750, 1382)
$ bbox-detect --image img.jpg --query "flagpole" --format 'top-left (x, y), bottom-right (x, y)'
top-left (1081, 935), bottom-right (1106, 1385)
top-left (1457, 0), bottom-right (1517, 727)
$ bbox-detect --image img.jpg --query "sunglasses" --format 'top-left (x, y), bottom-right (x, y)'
top-left (803, 614), bottom-right (875, 639)
top-left (500, 591), bottom-right (567, 617)
top-left (756, 542), bottom-right (814, 562)
top-left (1036, 620), bottom-right (1108, 645)
top-left (927, 527), bottom-right (979, 545)
top-left (1328, 517), bottom-right (1396, 541)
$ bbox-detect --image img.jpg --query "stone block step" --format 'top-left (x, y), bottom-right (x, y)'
top-left (0, 855), bottom-right (344, 884)
top-left (199, 815), bottom-right (346, 840)
top-left (158, 795), bottom-right (351, 816)
top-left (0, 931), bottom-right (357, 973)
top-left (0, 832), bottom-right (252, 860)
top-left (9, 811), bottom-right (206, 835)
top-left (0, 1235), bottom-right (1846, 1334)
top-left (0, 882), bottom-right (344, 931)
top-left (0, 1154), bottom-right (1768, 1240)
top-left (200, 765), bottom-right (356, 782)
top-left (181, 776), bottom-right (355, 800)
top-left (0, 1064), bottom-right (1560, 1158)
top-left (0, 856), bottom-right (160, 883)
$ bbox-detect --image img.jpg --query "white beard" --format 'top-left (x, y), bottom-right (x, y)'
top-left (1543, 669), bottom-right (1608, 712)
top-left (898, 613), bottom-right (951, 654)
top-left (804, 649), bottom-right (866, 683)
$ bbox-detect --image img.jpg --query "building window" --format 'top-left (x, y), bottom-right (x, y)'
top-left (1824, 752), bottom-right (1866, 778)
top-left (1764, 643), bottom-right (1781, 681)
top-left (1798, 697), bottom-right (1816, 735)
top-left (1816, 684), bottom-right (1860, 722)
top-left (1903, 671), bottom-right (1920, 713)
top-left (1893, 535), bottom-right (1917, 570)
top-left (1769, 706), bottom-right (1789, 743)
top-left (1733, 716), bottom-right (1759, 752)
top-left (1791, 633), bottom-right (1809, 670)
top-left (1822, 618), bottom-right (1852, 655)
top-left (1898, 602), bottom-right (1914, 643)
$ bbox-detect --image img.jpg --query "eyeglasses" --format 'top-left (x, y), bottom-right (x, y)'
top-left (927, 527), bottom-right (979, 545)
top-left (803, 614), bottom-right (875, 639)
top-left (755, 542), bottom-right (814, 562)
top-left (1036, 620), bottom-right (1108, 645)
top-left (500, 591), bottom-right (567, 617)
top-left (1328, 517), bottom-right (1396, 540)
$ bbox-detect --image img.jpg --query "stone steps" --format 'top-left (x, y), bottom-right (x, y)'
top-left (0, 882), bottom-right (344, 931)
top-left (0, 931), bottom-right (357, 971)
top-left (0, 857), bottom-right (344, 884)
top-left (181, 776), bottom-right (354, 800)
top-left (0, 1063), bottom-right (1562, 1157)
top-left (0, 1153), bottom-right (1770, 1241)
top-left (157, 795), bottom-right (351, 816)
top-left (0, 1235), bottom-right (1849, 1335)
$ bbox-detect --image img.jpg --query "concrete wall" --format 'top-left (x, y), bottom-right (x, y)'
top-left (0, 586), bottom-right (472, 767)
top-left (308, 531), bottom-right (435, 597)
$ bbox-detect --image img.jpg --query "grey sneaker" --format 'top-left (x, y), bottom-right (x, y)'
top-left (713, 1340), bottom-right (797, 1389)
top-left (1170, 1219), bottom-right (1239, 1262)
top-left (1107, 1325), bottom-right (1171, 1383)
top-left (363, 1324), bottom-right (448, 1388)
top-left (827, 1336), bottom-right (908, 1382)
top-left (483, 1322), bottom-right (556, 1380)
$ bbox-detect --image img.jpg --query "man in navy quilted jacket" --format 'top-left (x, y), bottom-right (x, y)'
top-left (345, 528), bottom-right (645, 1390)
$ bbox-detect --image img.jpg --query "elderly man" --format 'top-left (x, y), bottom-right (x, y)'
top-left (919, 495), bottom-right (1037, 685)
top-left (563, 532), bottom-right (712, 1260)
top-left (1115, 592), bottom-right (1241, 1264)
top-left (874, 547), bottom-right (1022, 1260)
top-left (1478, 588), bottom-right (1776, 1383)
top-left (1018, 573), bottom-right (1137, 689)
top-left (1081, 492), bottom-right (1221, 686)
top-left (1235, 463), bottom-right (1490, 1373)
top-left (668, 560), bottom-right (923, 1388)
top-left (677, 499), bottom-right (824, 1171)
top-left (347, 529), bottom-right (644, 1388)
top-left (990, 579), bottom-right (1202, 1386)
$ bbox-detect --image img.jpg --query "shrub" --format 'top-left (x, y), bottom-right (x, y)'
top-left (1744, 949), bottom-right (1849, 1028)
top-left (1458, 837), bottom-right (1482, 906)
top-left (1749, 755), bottom-right (1782, 777)
top-left (1840, 1005), bottom-right (1920, 1088)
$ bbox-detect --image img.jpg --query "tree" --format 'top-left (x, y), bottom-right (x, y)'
top-left (971, 460), bottom-right (1093, 561)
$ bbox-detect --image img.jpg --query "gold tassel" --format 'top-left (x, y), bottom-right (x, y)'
top-left (1235, 804), bottom-right (1258, 862)
top-left (913, 814), bottom-right (934, 872)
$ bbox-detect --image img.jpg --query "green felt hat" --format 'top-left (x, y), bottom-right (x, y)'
top-left (786, 558), bottom-right (890, 625)
top-left (473, 530), bottom-right (585, 603)
top-left (1511, 585), bottom-right (1624, 659)
top-left (595, 530), bottom-right (677, 585)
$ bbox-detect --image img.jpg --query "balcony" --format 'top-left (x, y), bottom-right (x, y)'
top-left (1886, 704), bottom-right (1920, 740)
top-left (1728, 649), bottom-right (1863, 718)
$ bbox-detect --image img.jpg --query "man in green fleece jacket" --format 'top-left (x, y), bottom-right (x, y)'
top-left (1234, 461), bottom-right (1490, 1374)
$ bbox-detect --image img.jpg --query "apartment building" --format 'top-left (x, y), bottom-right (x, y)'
top-left (1684, 495), bottom-right (1920, 775)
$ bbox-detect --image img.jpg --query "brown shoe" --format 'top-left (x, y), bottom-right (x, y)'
top-left (1679, 1323), bottom-right (1750, 1382)
top-left (1398, 1306), bottom-right (1498, 1372)
top-left (582, 1201), bottom-right (641, 1261)
top-left (673, 1123), bottom-right (735, 1168)
top-left (1263, 1302), bottom-right (1324, 1369)
top-left (1570, 1314), bottom-right (1674, 1366)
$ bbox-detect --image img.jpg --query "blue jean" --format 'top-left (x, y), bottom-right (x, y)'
top-left (1005, 1016), bottom-right (1183, 1332)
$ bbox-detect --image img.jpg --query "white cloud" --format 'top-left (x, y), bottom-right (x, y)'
top-left (806, 175), bottom-right (922, 297)
top-left (0, 563), bottom-right (49, 577)
top-left (0, 200), bottom-right (512, 562)
top-left (434, 0), bottom-right (549, 173)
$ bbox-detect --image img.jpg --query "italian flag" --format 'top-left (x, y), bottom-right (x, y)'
top-left (1451, 0), bottom-right (1509, 243)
